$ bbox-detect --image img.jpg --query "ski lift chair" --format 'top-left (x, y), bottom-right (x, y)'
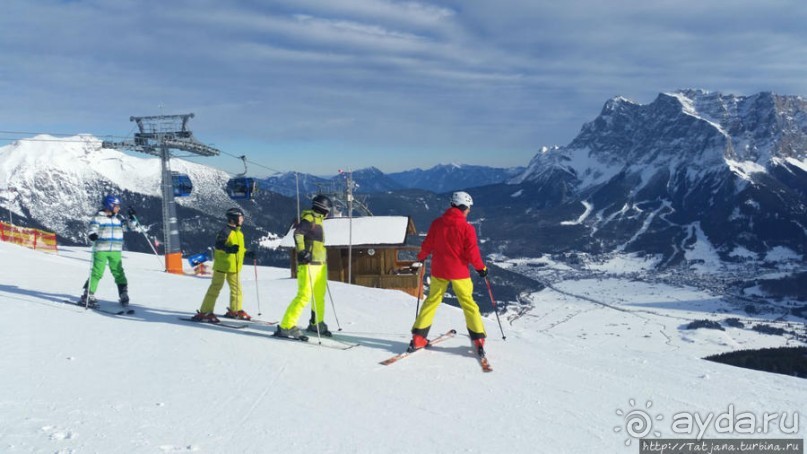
top-left (171, 172), bottom-right (193, 197)
top-left (226, 155), bottom-right (258, 200)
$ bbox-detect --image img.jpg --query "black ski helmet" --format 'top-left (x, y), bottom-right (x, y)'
top-left (226, 207), bottom-right (244, 223)
top-left (311, 194), bottom-right (332, 215)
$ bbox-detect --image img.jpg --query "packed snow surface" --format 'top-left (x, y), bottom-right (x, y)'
top-left (0, 242), bottom-right (804, 453)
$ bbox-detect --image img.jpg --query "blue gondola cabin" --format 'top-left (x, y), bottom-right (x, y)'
top-left (172, 172), bottom-right (193, 197)
top-left (227, 177), bottom-right (257, 200)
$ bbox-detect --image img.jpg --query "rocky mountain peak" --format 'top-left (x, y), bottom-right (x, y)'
top-left (499, 90), bottom-right (807, 270)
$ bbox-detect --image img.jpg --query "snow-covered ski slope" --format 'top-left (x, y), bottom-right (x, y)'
top-left (0, 242), bottom-right (804, 453)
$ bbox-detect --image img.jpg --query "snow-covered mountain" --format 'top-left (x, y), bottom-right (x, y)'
top-left (1, 241), bottom-right (804, 452)
top-left (388, 163), bottom-right (524, 193)
top-left (4, 90), bottom-right (806, 295)
top-left (261, 164), bottom-right (521, 197)
top-left (260, 171), bottom-right (330, 198)
top-left (0, 135), bottom-right (297, 259)
top-left (347, 166), bottom-right (405, 193)
top-left (260, 167), bottom-right (403, 197)
top-left (478, 91), bottom-right (807, 280)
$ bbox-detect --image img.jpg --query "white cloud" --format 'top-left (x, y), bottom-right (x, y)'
top-left (2, 0), bottom-right (807, 173)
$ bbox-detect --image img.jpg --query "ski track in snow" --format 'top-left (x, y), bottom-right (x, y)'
top-left (504, 257), bottom-right (806, 357)
top-left (528, 280), bottom-right (688, 353)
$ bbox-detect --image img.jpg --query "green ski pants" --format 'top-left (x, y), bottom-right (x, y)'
top-left (89, 251), bottom-right (127, 293)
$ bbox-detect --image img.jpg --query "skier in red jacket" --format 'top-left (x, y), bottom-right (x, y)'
top-left (410, 191), bottom-right (488, 354)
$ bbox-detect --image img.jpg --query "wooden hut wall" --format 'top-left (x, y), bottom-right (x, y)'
top-left (289, 246), bottom-right (421, 296)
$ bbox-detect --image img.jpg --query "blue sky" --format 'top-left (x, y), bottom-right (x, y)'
top-left (2, 0), bottom-right (807, 176)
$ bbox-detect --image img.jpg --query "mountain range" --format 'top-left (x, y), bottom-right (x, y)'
top-left (0, 136), bottom-right (516, 265)
top-left (260, 163), bottom-right (522, 197)
top-left (0, 135), bottom-right (299, 263)
top-left (2, 90), bottom-right (805, 300)
top-left (487, 90), bottom-right (807, 263)
top-left (471, 90), bottom-right (806, 299)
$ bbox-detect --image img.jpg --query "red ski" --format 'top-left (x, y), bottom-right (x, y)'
top-left (477, 352), bottom-right (493, 373)
top-left (379, 329), bottom-right (457, 366)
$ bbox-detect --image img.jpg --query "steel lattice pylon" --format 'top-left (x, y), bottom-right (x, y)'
top-left (102, 114), bottom-right (220, 274)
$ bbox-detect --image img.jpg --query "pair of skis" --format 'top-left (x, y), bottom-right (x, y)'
top-left (177, 316), bottom-right (275, 330)
top-left (179, 318), bottom-right (489, 368)
top-left (379, 329), bottom-right (493, 373)
top-left (178, 317), bottom-right (358, 350)
top-left (268, 331), bottom-right (359, 350)
top-left (68, 300), bottom-right (134, 316)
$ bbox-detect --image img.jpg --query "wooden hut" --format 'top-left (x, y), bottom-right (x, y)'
top-left (279, 216), bottom-right (422, 296)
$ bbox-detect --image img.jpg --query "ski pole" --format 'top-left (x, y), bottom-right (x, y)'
top-left (253, 256), bottom-right (262, 316)
top-left (84, 240), bottom-right (97, 309)
top-left (484, 276), bottom-right (506, 340)
top-left (306, 264), bottom-right (322, 345)
top-left (324, 280), bottom-right (342, 331)
top-left (413, 263), bottom-right (425, 322)
top-left (128, 212), bottom-right (162, 268)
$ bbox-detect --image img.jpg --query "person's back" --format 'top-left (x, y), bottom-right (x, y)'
top-left (410, 191), bottom-right (488, 355)
top-left (424, 207), bottom-right (482, 281)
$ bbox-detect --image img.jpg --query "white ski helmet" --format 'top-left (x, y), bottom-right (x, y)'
top-left (450, 191), bottom-right (473, 208)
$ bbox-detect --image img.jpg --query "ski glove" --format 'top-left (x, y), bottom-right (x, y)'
top-left (297, 250), bottom-right (312, 265)
top-left (127, 208), bottom-right (140, 223)
top-left (88, 233), bottom-right (98, 242)
top-left (244, 250), bottom-right (255, 260)
top-left (476, 267), bottom-right (488, 278)
top-left (224, 244), bottom-right (239, 254)
top-left (410, 261), bottom-right (423, 270)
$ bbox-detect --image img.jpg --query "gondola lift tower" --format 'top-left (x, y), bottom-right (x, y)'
top-left (102, 114), bottom-right (220, 274)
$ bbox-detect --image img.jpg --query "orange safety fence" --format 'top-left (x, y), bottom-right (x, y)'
top-left (0, 221), bottom-right (58, 253)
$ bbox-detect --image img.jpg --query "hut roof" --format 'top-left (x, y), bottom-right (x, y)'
top-left (279, 216), bottom-right (415, 248)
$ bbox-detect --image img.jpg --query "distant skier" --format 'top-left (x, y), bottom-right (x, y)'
top-left (409, 191), bottom-right (488, 355)
top-left (80, 195), bottom-right (142, 307)
top-left (275, 195), bottom-right (333, 340)
top-left (192, 207), bottom-right (252, 323)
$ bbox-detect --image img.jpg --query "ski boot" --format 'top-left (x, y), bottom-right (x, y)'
top-left (80, 292), bottom-right (98, 308)
top-left (306, 321), bottom-right (332, 337)
top-left (79, 281), bottom-right (97, 308)
top-left (407, 334), bottom-right (430, 353)
top-left (117, 284), bottom-right (129, 306)
top-left (224, 308), bottom-right (252, 321)
top-left (473, 338), bottom-right (486, 357)
top-left (190, 311), bottom-right (220, 323)
top-left (274, 326), bottom-right (309, 341)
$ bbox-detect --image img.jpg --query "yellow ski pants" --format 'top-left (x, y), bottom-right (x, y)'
top-left (412, 276), bottom-right (486, 339)
top-left (199, 270), bottom-right (242, 313)
top-left (281, 264), bottom-right (327, 329)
